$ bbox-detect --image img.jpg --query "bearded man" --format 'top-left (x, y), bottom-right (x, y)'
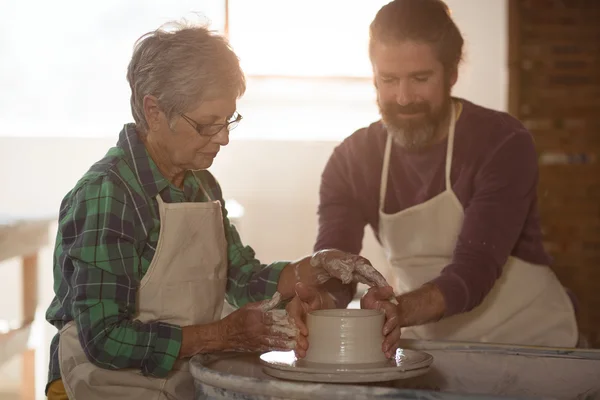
top-left (315, 0), bottom-right (581, 348)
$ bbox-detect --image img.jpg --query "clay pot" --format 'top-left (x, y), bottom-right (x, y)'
top-left (304, 309), bottom-right (387, 364)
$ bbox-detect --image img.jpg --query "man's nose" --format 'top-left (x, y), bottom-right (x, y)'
top-left (395, 81), bottom-right (416, 106)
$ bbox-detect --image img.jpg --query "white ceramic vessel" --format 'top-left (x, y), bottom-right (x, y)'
top-left (304, 309), bottom-right (387, 364)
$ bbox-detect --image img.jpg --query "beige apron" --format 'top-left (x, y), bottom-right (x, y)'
top-left (378, 102), bottom-right (578, 347)
top-left (59, 184), bottom-right (228, 399)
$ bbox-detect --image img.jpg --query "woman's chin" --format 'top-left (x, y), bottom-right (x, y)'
top-left (190, 158), bottom-right (213, 171)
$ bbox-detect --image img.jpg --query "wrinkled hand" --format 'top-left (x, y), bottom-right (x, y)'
top-left (309, 249), bottom-right (389, 287)
top-left (220, 292), bottom-right (298, 352)
top-left (286, 282), bottom-right (336, 358)
top-left (361, 286), bottom-right (401, 358)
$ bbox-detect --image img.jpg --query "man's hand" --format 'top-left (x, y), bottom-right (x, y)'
top-left (285, 282), bottom-right (336, 358)
top-left (361, 286), bottom-right (401, 358)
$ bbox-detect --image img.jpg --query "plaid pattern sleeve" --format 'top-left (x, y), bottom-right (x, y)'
top-left (196, 171), bottom-right (289, 308)
top-left (52, 173), bottom-right (181, 378)
top-left (222, 202), bottom-right (288, 307)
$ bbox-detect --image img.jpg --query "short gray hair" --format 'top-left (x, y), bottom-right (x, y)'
top-left (126, 21), bottom-right (246, 132)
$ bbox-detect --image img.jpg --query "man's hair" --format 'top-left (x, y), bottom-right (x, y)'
top-left (369, 0), bottom-right (464, 74)
top-left (126, 21), bottom-right (246, 133)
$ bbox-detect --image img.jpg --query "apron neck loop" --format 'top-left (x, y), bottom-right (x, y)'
top-left (444, 101), bottom-right (457, 190)
top-left (379, 134), bottom-right (394, 212)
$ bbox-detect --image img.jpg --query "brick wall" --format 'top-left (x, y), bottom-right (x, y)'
top-left (509, 0), bottom-right (600, 347)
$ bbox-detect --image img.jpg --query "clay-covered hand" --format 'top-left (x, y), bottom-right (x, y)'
top-left (309, 249), bottom-right (389, 287)
top-left (220, 292), bottom-right (298, 352)
top-left (360, 286), bottom-right (401, 359)
top-left (285, 282), bottom-right (336, 358)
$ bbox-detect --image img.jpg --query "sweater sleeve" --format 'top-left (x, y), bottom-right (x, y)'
top-left (314, 142), bottom-right (367, 254)
top-left (430, 130), bottom-right (540, 316)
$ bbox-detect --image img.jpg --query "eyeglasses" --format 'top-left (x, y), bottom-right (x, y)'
top-left (180, 112), bottom-right (243, 137)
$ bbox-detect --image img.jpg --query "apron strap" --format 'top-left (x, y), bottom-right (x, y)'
top-left (445, 101), bottom-right (457, 190)
top-left (191, 171), bottom-right (212, 201)
top-left (379, 134), bottom-right (393, 212)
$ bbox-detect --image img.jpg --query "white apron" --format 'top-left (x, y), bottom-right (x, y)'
top-left (59, 184), bottom-right (228, 399)
top-left (378, 102), bottom-right (578, 347)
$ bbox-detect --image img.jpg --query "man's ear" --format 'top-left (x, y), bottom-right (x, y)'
top-left (448, 66), bottom-right (459, 89)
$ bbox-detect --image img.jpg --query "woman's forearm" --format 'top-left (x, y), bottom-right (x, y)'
top-left (276, 261), bottom-right (303, 300)
top-left (179, 322), bottom-right (226, 358)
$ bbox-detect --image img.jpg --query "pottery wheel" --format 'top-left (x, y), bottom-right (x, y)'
top-left (259, 349), bottom-right (433, 383)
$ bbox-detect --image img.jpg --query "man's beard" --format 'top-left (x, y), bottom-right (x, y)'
top-left (378, 95), bottom-right (451, 151)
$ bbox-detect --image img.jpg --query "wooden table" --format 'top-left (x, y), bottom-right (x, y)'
top-left (0, 217), bottom-right (54, 400)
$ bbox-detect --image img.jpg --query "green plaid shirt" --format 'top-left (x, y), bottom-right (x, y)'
top-left (45, 123), bottom-right (287, 389)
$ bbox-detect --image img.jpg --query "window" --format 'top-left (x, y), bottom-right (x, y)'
top-left (227, 0), bottom-right (388, 141)
top-left (228, 0), bottom-right (389, 78)
top-left (0, 1), bottom-right (384, 140)
top-left (0, 0), bottom-right (226, 138)
top-left (0, 1), bottom-right (509, 140)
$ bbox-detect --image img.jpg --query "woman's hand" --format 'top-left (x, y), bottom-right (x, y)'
top-left (285, 282), bottom-right (337, 358)
top-left (219, 292), bottom-right (298, 352)
top-left (277, 250), bottom-right (388, 303)
top-left (308, 249), bottom-right (390, 287)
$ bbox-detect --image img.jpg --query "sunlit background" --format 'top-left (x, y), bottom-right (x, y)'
top-left (0, 0), bottom-right (506, 140)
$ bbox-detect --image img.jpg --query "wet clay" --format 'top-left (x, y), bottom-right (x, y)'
top-left (259, 291), bottom-right (283, 312)
top-left (255, 292), bottom-right (298, 350)
top-left (304, 309), bottom-right (388, 364)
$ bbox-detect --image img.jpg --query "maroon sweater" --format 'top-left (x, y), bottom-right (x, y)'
top-left (315, 99), bottom-right (552, 317)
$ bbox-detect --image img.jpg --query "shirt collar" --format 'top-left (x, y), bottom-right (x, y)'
top-left (117, 123), bottom-right (200, 200)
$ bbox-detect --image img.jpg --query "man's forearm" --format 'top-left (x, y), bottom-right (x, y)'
top-left (395, 283), bottom-right (447, 327)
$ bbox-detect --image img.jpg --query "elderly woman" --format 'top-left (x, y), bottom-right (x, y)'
top-left (44, 22), bottom-right (392, 400)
